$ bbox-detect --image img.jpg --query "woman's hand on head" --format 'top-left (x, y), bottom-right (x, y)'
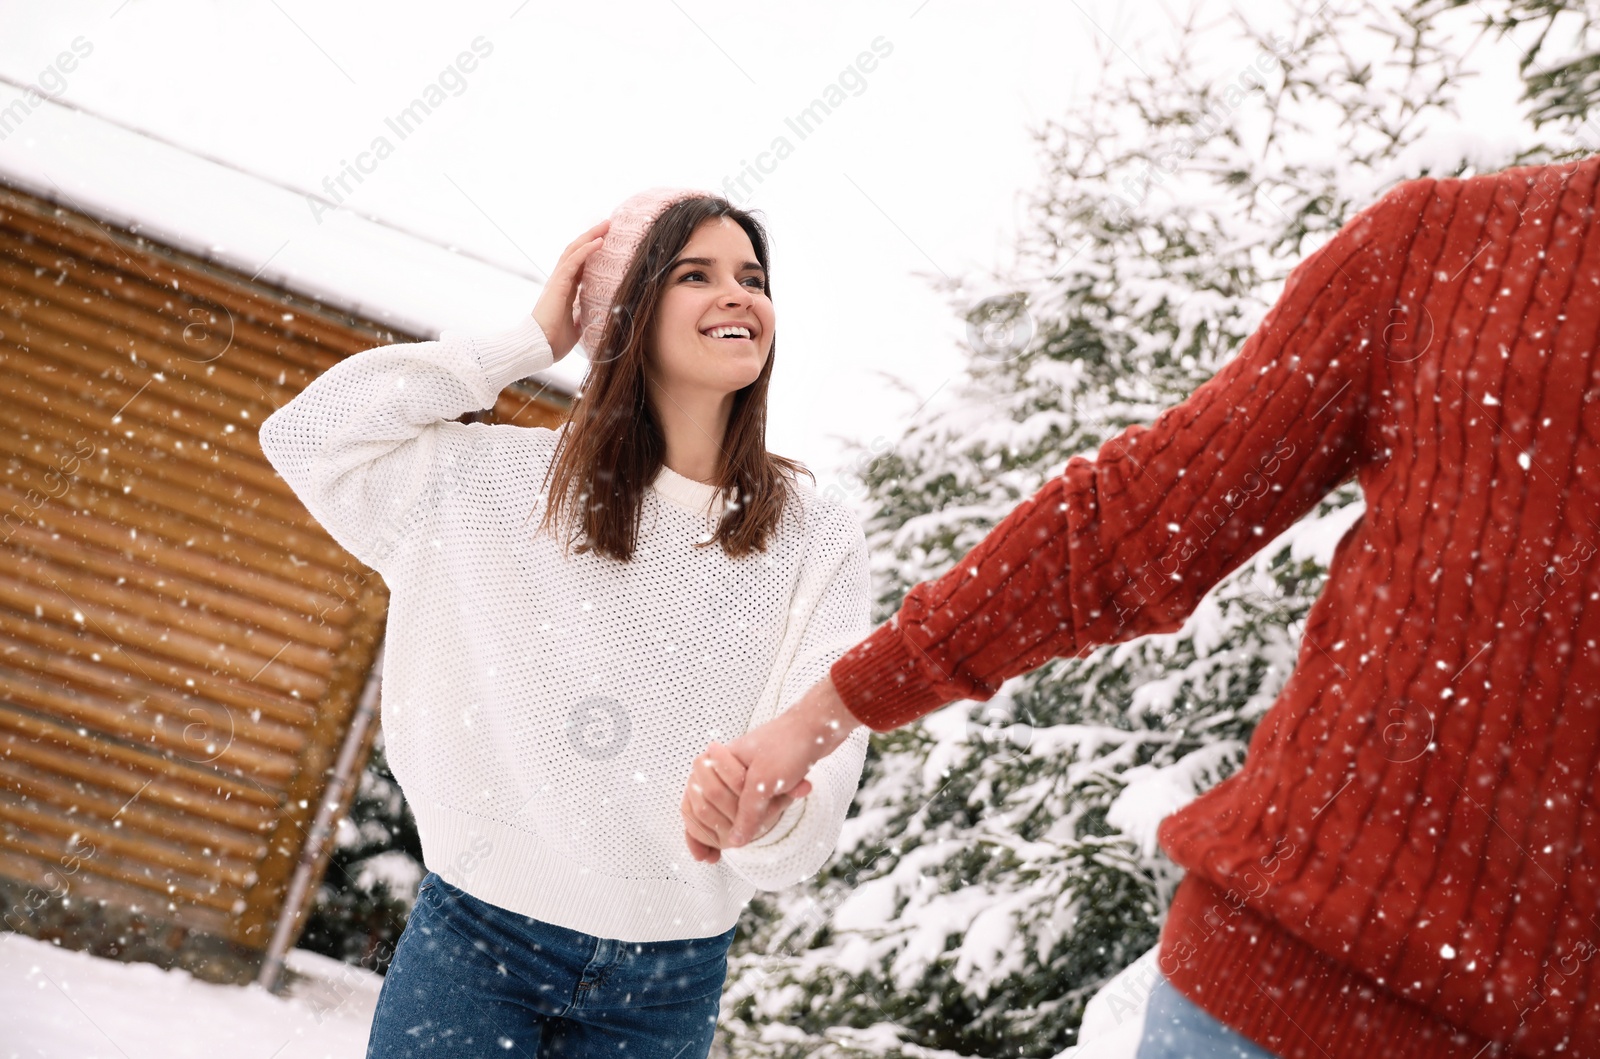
top-left (532, 218), bottom-right (610, 362)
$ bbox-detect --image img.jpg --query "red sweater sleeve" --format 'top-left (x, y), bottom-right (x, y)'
top-left (831, 185), bottom-right (1417, 732)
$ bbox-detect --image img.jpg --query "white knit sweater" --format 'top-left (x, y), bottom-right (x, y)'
top-left (258, 312), bottom-right (873, 943)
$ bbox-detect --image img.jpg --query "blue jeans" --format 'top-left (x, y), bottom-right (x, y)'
top-left (1136, 973), bottom-right (1284, 1059)
top-left (365, 871), bottom-right (737, 1058)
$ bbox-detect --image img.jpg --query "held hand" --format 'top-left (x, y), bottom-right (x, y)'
top-left (531, 218), bottom-right (610, 362)
top-left (721, 676), bottom-right (858, 849)
top-left (681, 742), bottom-right (810, 864)
top-left (681, 741), bottom-right (745, 862)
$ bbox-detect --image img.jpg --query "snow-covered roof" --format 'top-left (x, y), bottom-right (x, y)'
top-left (0, 81), bottom-right (583, 395)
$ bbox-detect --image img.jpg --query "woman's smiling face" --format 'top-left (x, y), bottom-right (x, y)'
top-left (647, 216), bottom-right (775, 397)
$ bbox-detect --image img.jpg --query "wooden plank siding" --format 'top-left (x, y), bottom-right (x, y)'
top-left (0, 180), bottom-right (568, 982)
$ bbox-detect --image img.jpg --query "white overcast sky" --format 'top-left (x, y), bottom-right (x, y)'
top-left (0, 1), bottom-right (1194, 485)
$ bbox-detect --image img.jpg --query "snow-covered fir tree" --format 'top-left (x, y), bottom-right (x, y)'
top-left (716, 1), bottom-right (1598, 1055)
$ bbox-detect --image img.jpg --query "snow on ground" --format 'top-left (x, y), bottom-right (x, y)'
top-left (0, 926), bottom-right (1154, 1058)
top-left (0, 931), bottom-right (382, 1059)
top-left (1057, 945), bottom-right (1160, 1059)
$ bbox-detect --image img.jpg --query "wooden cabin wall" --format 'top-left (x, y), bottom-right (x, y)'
top-left (0, 181), bottom-right (568, 983)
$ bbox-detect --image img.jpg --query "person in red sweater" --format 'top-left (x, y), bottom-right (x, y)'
top-left (684, 155), bottom-right (1600, 1059)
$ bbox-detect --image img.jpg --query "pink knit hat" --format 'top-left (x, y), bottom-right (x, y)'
top-left (577, 186), bottom-right (712, 359)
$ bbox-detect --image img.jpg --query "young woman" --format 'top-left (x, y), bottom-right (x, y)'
top-left (258, 188), bottom-right (873, 1058)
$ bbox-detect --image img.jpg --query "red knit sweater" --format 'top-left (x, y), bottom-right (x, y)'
top-left (830, 156), bottom-right (1600, 1059)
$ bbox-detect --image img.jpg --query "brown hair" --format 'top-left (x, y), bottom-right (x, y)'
top-left (536, 196), bottom-right (809, 561)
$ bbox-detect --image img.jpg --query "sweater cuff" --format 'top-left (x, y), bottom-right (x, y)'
top-left (828, 619), bottom-right (949, 733)
top-left (470, 313), bottom-right (556, 397)
top-left (720, 782), bottom-right (831, 891)
top-left (744, 789), bottom-right (809, 851)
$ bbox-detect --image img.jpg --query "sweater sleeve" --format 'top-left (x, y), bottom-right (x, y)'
top-left (830, 183), bottom-right (1417, 733)
top-left (257, 313), bottom-right (554, 576)
top-left (721, 511), bottom-right (874, 891)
